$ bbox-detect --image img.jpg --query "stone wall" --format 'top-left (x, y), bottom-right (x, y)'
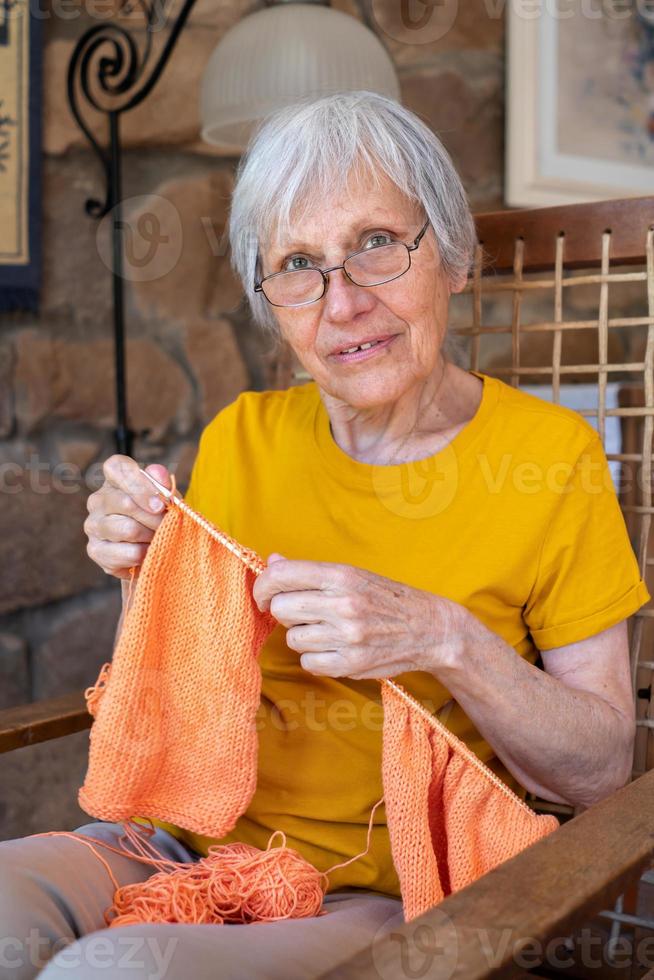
top-left (0, 0), bottom-right (505, 839)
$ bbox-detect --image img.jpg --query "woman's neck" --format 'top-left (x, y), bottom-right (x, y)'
top-left (319, 360), bottom-right (483, 466)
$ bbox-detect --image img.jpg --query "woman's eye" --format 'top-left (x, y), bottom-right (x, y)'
top-left (284, 256), bottom-right (312, 272)
top-left (365, 233), bottom-right (393, 249)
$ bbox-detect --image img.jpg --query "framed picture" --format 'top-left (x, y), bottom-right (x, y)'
top-left (506, 2), bottom-right (654, 206)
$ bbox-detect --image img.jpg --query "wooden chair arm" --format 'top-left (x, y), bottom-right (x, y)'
top-left (322, 768), bottom-right (654, 979)
top-left (0, 691), bottom-right (91, 753)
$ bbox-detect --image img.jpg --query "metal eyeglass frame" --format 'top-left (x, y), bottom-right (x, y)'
top-left (253, 218), bottom-right (432, 308)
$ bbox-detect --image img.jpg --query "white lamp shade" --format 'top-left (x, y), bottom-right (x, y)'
top-left (199, 3), bottom-right (400, 152)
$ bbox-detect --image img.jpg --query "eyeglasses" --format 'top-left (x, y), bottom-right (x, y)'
top-left (254, 219), bottom-right (431, 308)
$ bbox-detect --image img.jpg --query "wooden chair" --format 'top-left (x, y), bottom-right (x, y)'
top-left (1, 195), bottom-right (653, 979)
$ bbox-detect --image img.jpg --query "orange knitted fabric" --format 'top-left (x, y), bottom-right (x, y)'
top-left (79, 486), bottom-right (559, 923)
top-left (79, 496), bottom-right (276, 838)
top-left (381, 681), bottom-right (558, 920)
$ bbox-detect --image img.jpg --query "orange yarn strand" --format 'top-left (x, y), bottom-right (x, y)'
top-left (30, 791), bottom-right (386, 927)
top-left (323, 795), bottom-right (385, 875)
top-left (107, 831), bottom-right (329, 927)
top-left (33, 824), bottom-right (329, 926)
top-left (84, 661), bottom-right (111, 719)
top-left (126, 565), bottom-right (137, 608)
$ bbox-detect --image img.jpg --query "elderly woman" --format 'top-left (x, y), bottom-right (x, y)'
top-left (1, 91), bottom-right (650, 979)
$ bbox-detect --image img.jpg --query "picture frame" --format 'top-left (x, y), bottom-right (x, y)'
top-left (505, 2), bottom-right (654, 206)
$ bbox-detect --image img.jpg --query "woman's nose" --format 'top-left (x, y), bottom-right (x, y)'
top-left (321, 267), bottom-right (375, 322)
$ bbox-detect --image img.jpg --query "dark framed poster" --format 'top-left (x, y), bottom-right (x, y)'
top-left (0, 0), bottom-right (42, 312)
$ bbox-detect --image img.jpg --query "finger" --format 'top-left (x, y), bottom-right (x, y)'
top-left (144, 463), bottom-right (172, 490)
top-left (86, 539), bottom-right (149, 576)
top-left (348, 661), bottom-right (417, 680)
top-left (285, 623), bottom-right (337, 652)
top-left (89, 513), bottom-right (156, 545)
top-left (299, 652), bottom-right (348, 676)
top-left (103, 455), bottom-right (172, 520)
top-left (90, 485), bottom-right (166, 534)
top-left (268, 591), bottom-right (338, 626)
top-left (253, 560), bottom-right (349, 612)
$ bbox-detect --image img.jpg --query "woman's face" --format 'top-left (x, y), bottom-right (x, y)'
top-left (258, 173), bottom-right (465, 409)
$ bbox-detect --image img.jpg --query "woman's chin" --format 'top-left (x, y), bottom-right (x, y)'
top-left (320, 372), bottom-right (415, 410)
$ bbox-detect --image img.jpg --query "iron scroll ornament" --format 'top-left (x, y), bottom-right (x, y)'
top-left (66, 0), bottom-right (200, 455)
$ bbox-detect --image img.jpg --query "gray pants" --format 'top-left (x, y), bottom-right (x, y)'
top-left (0, 821), bottom-right (403, 979)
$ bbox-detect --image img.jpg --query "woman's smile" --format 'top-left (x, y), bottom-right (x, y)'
top-left (329, 333), bottom-right (399, 364)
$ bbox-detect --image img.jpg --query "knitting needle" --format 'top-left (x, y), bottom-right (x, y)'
top-left (138, 466), bottom-right (257, 567)
top-left (139, 468), bottom-right (175, 501)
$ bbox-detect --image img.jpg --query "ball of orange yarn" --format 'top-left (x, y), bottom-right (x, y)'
top-left (106, 832), bottom-right (329, 927)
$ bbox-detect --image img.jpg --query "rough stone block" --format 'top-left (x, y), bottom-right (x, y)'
top-left (400, 55), bottom-right (503, 202)
top-left (0, 477), bottom-right (106, 613)
top-left (371, 0), bottom-right (503, 65)
top-left (0, 731), bottom-right (92, 841)
top-left (54, 436), bottom-right (102, 473)
top-left (41, 156), bottom-right (114, 325)
top-left (15, 330), bottom-right (191, 440)
top-left (0, 632), bottom-right (29, 709)
top-left (183, 319), bottom-right (248, 426)
top-left (0, 340), bottom-right (14, 439)
top-left (128, 170), bottom-right (241, 324)
top-left (32, 587), bottom-right (122, 700)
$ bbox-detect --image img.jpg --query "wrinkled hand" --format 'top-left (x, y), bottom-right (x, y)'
top-left (253, 554), bottom-right (465, 679)
top-left (84, 455), bottom-right (173, 581)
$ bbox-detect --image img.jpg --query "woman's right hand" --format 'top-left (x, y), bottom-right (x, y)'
top-left (84, 455), bottom-right (173, 581)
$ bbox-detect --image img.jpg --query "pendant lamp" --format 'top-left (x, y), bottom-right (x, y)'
top-left (200, 0), bottom-right (400, 152)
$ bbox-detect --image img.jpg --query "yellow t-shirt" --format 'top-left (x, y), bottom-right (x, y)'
top-left (139, 369), bottom-right (650, 897)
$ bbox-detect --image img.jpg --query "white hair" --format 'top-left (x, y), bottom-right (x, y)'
top-left (228, 90), bottom-right (476, 340)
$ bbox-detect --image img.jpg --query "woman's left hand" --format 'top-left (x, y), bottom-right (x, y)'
top-left (252, 553), bottom-right (467, 679)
